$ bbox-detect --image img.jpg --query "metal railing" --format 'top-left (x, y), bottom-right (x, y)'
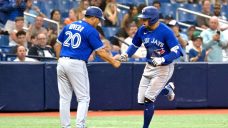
top-left (176, 7), bottom-right (228, 31)
top-left (23, 12), bottom-right (60, 35)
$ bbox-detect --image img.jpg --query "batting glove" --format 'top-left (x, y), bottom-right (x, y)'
top-left (151, 57), bottom-right (165, 66)
top-left (119, 53), bottom-right (128, 62)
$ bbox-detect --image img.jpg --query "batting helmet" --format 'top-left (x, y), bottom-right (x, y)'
top-left (85, 6), bottom-right (105, 20)
top-left (138, 6), bottom-right (159, 25)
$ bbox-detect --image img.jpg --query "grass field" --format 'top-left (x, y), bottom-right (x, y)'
top-left (0, 114), bottom-right (228, 128)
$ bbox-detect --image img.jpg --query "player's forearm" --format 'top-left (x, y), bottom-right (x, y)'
top-left (54, 43), bottom-right (62, 60)
top-left (126, 45), bottom-right (138, 57)
top-left (96, 49), bottom-right (120, 68)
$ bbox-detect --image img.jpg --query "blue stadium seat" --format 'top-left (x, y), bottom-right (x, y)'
top-left (37, 1), bottom-right (50, 18)
top-left (118, 9), bottom-right (128, 25)
top-left (0, 35), bottom-right (9, 46)
top-left (221, 5), bottom-right (228, 20)
top-left (186, 4), bottom-right (201, 13)
top-left (5, 54), bottom-right (17, 61)
top-left (133, 0), bottom-right (146, 6)
top-left (160, 3), bottom-right (176, 18)
top-left (102, 27), bottom-right (120, 38)
top-left (116, 0), bottom-right (127, 4)
top-left (0, 52), bottom-right (2, 61)
top-left (45, 0), bottom-right (57, 18)
top-left (68, 0), bottom-right (80, 9)
top-left (159, 0), bottom-right (171, 2)
top-left (0, 46), bottom-right (12, 53)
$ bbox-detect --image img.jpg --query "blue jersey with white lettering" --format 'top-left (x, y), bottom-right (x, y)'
top-left (127, 22), bottom-right (183, 65)
top-left (57, 20), bottom-right (104, 62)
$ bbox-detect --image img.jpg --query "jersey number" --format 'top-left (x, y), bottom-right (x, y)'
top-left (63, 31), bottom-right (81, 48)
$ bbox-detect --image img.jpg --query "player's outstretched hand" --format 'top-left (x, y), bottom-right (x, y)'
top-left (151, 57), bottom-right (165, 67)
top-left (118, 53), bottom-right (128, 62)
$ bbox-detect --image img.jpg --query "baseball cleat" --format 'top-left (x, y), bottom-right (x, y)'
top-left (165, 82), bottom-right (175, 101)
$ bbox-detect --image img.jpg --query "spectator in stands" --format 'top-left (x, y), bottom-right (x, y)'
top-left (30, 35), bottom-right (37, 47)
top-left (14, 45), bottom-right (37, 62)
top-left (26, 15), bottom-right (47, 42)
top-left (188, 0), bottom-right (200, 4)
top-left (78, 0), bottom-right (90, 11)
top-left (152, 1), bottom-right (164, 20)
top-left (0, 0), bottom-right (9, 25)
top-left (90, 0), bottom-right (104, 10)
top-left (196, 0), bottom-right (212, 29)
top-left (0, 0), bottom-right (26, 25)
top-left (24, 0), bottom-right (46, 26)
top-left (109, 36), bottom-right (121, 54)
top-left (120, 4), bottom-right (138, 29)
top-left (89, 26), bottom-right (120, 62)
top-left (185, 26), bottom-right (200, 53)
top-left (213, 2), bottom-right (228, 31)
top-left (135, 3), bottom-right (147, 27)
top-left (9, 30), bottom-right (29, 54)
top-left (103, 2), bottom-right (118, 27)
top-left (121, 22), bottom-right (146, 59)
top-left (49, 9), bottom-right (63, 33)
top-left (168, 20), bottom-right (188, 49)
top-left (200, 16), bottom-right (227, 62)
top-left (64, 8), bottom-right (77, 25)
top-left (189, 35), bottom-right (206, 62)
top-left (168, 20), bottom-right (188, 61)
top-left (28, 33), bottom-right (55, 57)
top-left (221, 0), bottom-right (227, 5)
top-left (170, 0), bottom-right (186, 3)
top-left (187, 25), bottom-right (197, 41)
top-left (163, 14), bottom-right (174, 24)
top-left (9, 17), bottom-right (24, 46)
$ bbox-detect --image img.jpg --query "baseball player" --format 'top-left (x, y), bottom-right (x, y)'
top-left (119, 6), bottom-right (183, 128)
top-left (55, 6), bottom-right (121, 128)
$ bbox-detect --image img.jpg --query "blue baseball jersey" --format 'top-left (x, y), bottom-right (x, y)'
top-left (127, 22), bottom-right (183, 65)
top-left (57, 20), bottom-right (104, 62)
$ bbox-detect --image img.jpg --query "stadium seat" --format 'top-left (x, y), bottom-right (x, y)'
top-left (221, 5), bottom-right (228, 20)
top-left (0, 46), bottom-right (12, 54)
top-left (102, 27), bottom-right (120, 38)
top-left (118, 9), bottom-right (128, 25)
top-left (160, 3), bottom-right (176, 18)
top-left (5, 54), bottom-right (17, 61)
top-left (0, 35), bottom-right (9, 46)
top-left (46, 0), bottom-right (57, 17)
top-left (159, 0), bottom-right (171, 2)
top-left (0, 52), bottom-right (2, 61)
top-left (133, 0), bottom-right (146, 6)
top-left (186, 4), bottom-right (202, 13)
top-left (116, 0), bottom-right (127, 4)
top-left (68, 0), bottom-right (80, 9)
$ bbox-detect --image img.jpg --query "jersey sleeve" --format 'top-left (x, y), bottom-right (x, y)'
top-left (126, 27), bottom-right (143, 57)
top-left (87, 29), bottom-right (104, 51)
top-left (132, 27), bottom-right (143, 47)
top-left (163, 29), bottom-right (184, 62)
top-left (57, 26), bottom-right (67, 44)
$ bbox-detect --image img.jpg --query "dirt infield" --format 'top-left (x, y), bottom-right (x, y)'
top-left (0, 109), bottom-right (228, 117)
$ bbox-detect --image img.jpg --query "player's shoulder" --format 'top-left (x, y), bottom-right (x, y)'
top-left (137, 26), bottom-right (148, 35)
top-left (159, 22), bottom-right (173, 33)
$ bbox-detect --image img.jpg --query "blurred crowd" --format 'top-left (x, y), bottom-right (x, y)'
top-left (0, 0), bottom-right (228, 62)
